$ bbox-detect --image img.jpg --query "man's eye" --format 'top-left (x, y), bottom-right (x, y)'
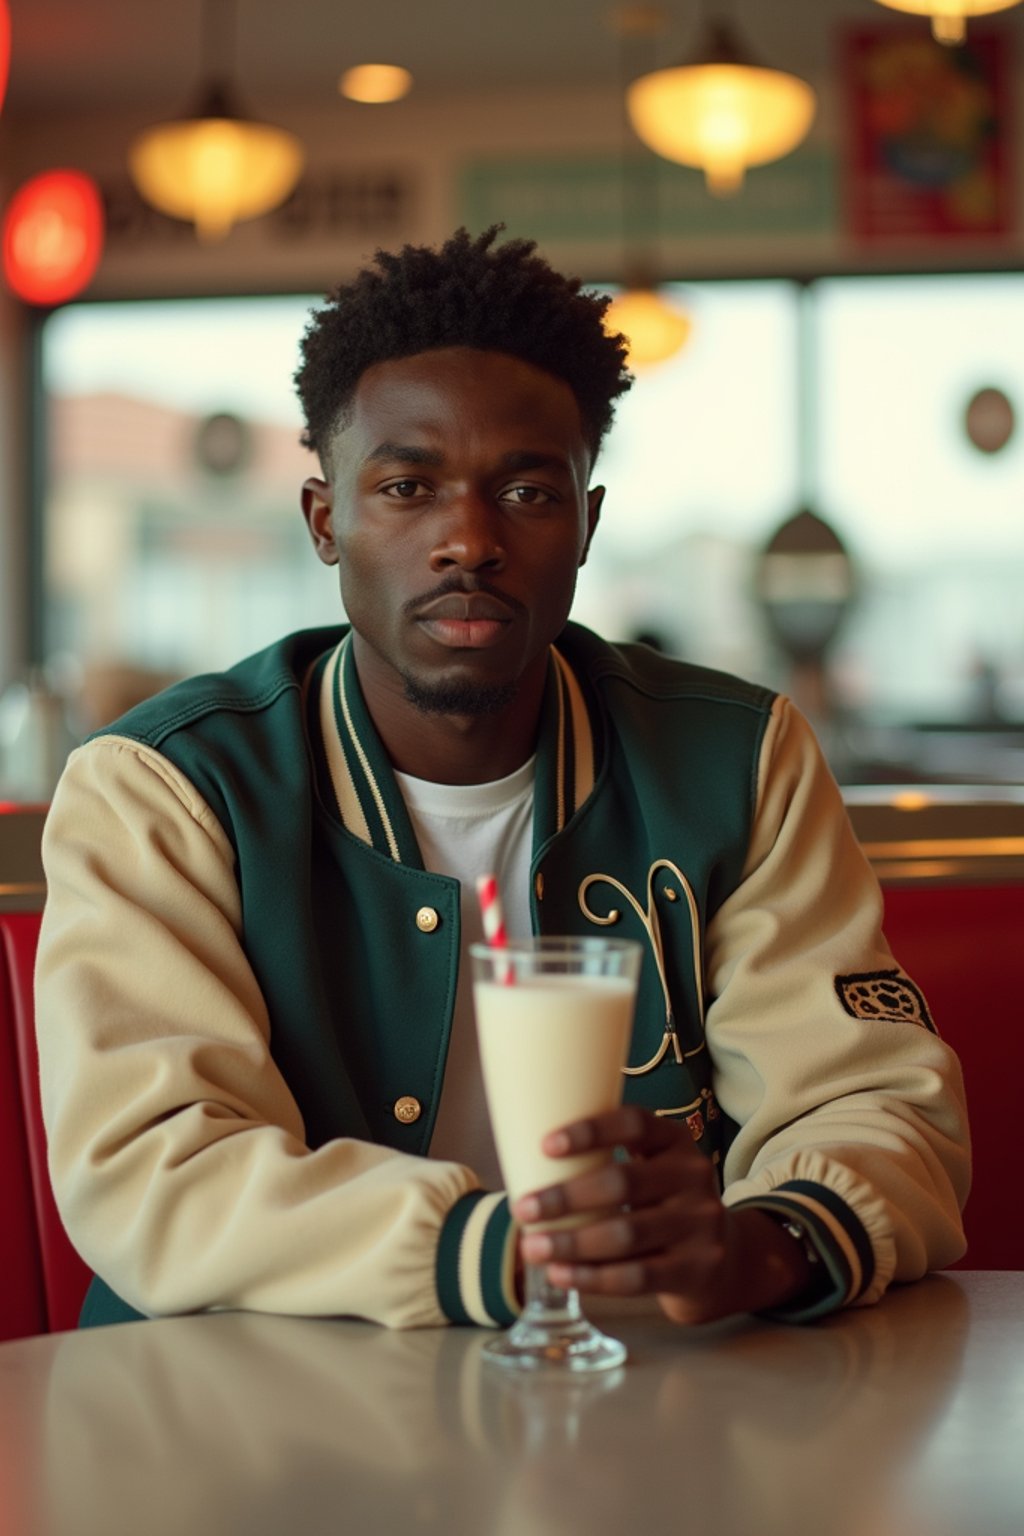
top-left (500, 485), bottom-right (554, 505)
top-left (384, 479), bottom-right (430, 498)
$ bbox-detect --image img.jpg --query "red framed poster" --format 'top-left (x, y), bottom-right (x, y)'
top-left (844, 25), bottom-right (1014, 241)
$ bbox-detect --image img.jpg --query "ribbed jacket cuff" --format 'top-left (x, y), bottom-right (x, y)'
top-left (435, 1191), bottom-right (518, 1327)
top-left (732, 1178), bottom-right (876, 1323)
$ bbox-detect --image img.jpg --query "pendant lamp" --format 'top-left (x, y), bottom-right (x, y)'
top-left (605, 286), bottom-right (692, 367)
top-left (606, 283), bottom-right (692, 368)
top-left (339, 64), bottom-right (413, 103)
top-left (627, 18), bottom-right (816, 196)
top-left (128, 0), bottom-right (304, 241)
top-left (871, 0), bottom-right (1022, 46)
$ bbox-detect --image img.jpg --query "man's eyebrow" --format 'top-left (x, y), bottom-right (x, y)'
top-left (362, 446), bottom-right (573, 473)
top-left (363, 443), bottom-right (445, 466)
top-left (497, 451), bottom-right (572, 473)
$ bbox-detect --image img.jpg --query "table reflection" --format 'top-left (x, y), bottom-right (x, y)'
top-left (13, 1278), bottom-right (983, 1536)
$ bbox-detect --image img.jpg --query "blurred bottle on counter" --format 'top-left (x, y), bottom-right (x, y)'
top-left (0, 670), bottom-right (78, 802)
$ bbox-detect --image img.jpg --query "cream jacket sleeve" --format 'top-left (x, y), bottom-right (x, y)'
top-left (35, 737), bottom-right (515, 1329)
top-left (711, 698), bottom-right (970, 1310)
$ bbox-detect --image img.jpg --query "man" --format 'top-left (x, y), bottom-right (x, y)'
top-left (35, 228), bottom-right (968, 1331)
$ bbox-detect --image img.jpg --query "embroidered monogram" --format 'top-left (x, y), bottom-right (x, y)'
top-left (579, 860), bottom-right (706, 1075)
top-left (835, 969), bottom-right (935, 1032)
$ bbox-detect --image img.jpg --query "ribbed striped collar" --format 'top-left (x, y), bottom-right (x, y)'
top-left (307, 631), bottom-right (596, 864)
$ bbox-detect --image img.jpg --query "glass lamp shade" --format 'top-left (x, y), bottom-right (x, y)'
top-left (339, 64), bottom-right (413, 102)
top-left (605, 287), bottom-right (692, 367)
top-left (129, 88), bottom-right (304, 241)
top-left (871, 0), bottom-right (1022, 46)
top-left (628, 61), bottom-right (816, 196)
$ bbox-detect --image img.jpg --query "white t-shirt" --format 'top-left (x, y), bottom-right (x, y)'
top-left (393, 757), bottom-right (535, 1190)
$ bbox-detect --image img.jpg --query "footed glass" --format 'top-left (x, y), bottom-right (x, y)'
top-left (471, 936), bottom-right (641, 1372)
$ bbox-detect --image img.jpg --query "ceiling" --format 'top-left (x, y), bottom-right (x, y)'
top-left (3, 0), bottom-right (973, 120)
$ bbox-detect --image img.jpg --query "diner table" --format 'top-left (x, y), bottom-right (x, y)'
top-left (0, 1271), bottom-right (1020, 1536)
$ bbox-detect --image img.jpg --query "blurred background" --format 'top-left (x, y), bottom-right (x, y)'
top-left (1, 0), bottom-right (1023, 796)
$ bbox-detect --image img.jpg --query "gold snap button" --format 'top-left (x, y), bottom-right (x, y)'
top-left (394, 1096), bottom-right (422, 1125)
top-left (534, 872), bottom-right (544, 900)
top-left (415, 906), bottom-right (439, 933)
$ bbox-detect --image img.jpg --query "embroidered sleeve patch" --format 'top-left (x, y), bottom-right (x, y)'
top-left (834, 969), bottom-right (935, 1033)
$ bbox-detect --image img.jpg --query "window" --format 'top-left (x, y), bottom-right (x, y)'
top-left (814, 274), bottom-right (1024, 727)
top-left (43, 296), bottom-right (328, 680)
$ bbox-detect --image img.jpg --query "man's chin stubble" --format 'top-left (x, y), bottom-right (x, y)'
top-left (400, 669), bottom-right (519, 718)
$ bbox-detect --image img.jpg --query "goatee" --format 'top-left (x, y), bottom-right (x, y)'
top-left (400, 670), bottom-right (518, 717)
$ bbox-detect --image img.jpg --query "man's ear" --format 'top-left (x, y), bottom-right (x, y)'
top-left (580, 485), bottom-right (604, 567)
top-left (301, 478), bottom-right (339, 567)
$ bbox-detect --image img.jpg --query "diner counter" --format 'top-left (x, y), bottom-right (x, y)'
top-left (0, 1272), bottom-right (1020, 1536)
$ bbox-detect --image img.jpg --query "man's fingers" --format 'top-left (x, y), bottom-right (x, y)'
top-left (542, 1104), bottom-right (685, 1158)
top-left (510, 1103), bottom-right (731, 1320)
top-left (513, 1106), bottom-right (711, 1226)
top-left (513, 1149), bottom-right (700, 1225)
top-left (521, 1203), bottom-right (691, 1266)
top-left (543, 1250), bottom-right (713, 1298)
top-left (540, 1220), bottom-right (728, 1297)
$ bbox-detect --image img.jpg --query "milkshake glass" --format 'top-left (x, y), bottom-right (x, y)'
top-left (471, 936), bottom-right (641, 1372)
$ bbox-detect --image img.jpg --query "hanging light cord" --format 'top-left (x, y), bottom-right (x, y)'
top-left (201, 0), bottom-right (236, 87)
top-left (618, 24), bottom-right (636, 279)
top-left (616, 12), bottom-right (663, 285)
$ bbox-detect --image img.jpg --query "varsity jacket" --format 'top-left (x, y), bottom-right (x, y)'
top-left (34, 623), bottom-right (969, 1330)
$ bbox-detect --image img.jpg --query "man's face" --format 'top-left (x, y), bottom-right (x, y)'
top-left (301, 347), bottom-right (603, 716)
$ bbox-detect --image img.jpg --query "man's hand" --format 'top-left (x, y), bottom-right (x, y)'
top-left (511, 1105), bottom-right (815, 1324)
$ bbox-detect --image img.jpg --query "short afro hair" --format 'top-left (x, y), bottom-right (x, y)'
top-left (294, 226), bottom-right (632, 468)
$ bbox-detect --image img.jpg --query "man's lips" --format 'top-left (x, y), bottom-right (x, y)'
top-left (416, 593), bottom-right (514, 623)
top-left (415, 592), bottom-right (516, 650)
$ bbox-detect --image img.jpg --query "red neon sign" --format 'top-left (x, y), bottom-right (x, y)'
top-left (0, 1), bottom-right (10, 117)
top-left (2, 169), bottom-right (105, 307)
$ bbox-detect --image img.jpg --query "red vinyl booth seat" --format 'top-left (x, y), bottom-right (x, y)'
top-left (0, 915), bottom-right (48, 1338)
top-left (880, 882), bottom-right (1022, 1272)
top-left (0, 911), bottom-right (92, 1340)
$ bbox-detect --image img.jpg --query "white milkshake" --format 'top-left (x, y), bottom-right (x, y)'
top-left (474, 973), bottom-right (635, 1203)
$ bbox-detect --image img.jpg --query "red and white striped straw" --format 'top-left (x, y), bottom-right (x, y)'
top-left (476, 873), bottom-right (507, 948)
top-left (476, 873), bottom-right (514, 984)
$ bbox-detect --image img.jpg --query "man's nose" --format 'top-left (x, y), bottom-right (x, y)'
top-left (429, 493), bottom-right (506, 572)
